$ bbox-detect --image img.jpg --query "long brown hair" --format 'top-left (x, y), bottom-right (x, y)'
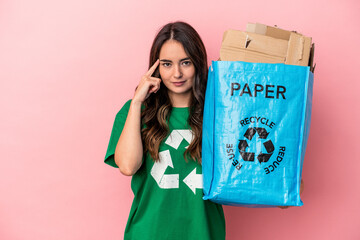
top-left (141, 21), bottom-right (208, 164)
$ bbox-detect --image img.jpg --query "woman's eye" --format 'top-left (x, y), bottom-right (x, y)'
top-left (182, 61), bottom-right (191, 66)
top-left (162, 63), bottom-right (171, 67)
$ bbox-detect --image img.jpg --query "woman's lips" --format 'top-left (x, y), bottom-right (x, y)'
top-left (173, 81), bottom-right (186, 87)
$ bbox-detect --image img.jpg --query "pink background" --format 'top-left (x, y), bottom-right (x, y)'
top-left (1, 0), bottom-right (359, 239)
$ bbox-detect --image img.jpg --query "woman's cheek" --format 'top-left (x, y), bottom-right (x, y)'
top-left (159, 68), bottom-right (169, 80)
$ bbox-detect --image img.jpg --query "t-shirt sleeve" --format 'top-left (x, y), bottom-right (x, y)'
top-left (104, 99), bottom-right (132, 168)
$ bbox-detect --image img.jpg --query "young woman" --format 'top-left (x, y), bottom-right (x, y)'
top-left (104, 21), bottom-right (225, 240)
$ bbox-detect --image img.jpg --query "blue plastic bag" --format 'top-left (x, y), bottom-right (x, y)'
top-left (202, 61), bottom-right (313, 207)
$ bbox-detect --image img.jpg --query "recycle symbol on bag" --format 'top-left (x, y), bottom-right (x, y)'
top-left (238, 127), bottom-right (275, 163)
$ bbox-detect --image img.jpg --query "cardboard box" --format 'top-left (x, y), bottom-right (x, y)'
top-left (220, 30), bottom-right (288, 63)
top-left (219, 23), bottom-right (315, 72)
top-left (246, 22), bottom-right (292, 40)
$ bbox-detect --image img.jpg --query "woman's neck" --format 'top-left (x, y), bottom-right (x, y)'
top-left (168, 92), bottom-right (192, 108)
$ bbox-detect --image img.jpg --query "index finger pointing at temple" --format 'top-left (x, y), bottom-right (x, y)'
top-left (146, 59), bottom-right (160, 77)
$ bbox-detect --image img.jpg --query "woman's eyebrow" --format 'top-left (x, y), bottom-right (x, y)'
top-left (160, 57), bottom-right (190, 62)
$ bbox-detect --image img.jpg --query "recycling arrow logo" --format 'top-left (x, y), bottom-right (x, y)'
top-left (150, 150), bottom-right (179, 189)
top-left (150, 130), bottom-right (203, 194)
top-left (238, 127), bottom-right (275, 163)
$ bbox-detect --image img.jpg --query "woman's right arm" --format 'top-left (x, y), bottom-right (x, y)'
top-left (114, 100), bottom-right (143, 176)
top-left (114, 59), bottom-right (161, 176)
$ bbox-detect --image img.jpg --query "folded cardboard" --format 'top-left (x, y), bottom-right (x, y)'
top-left (220, 22), bottom-right (315, 72)
top-left (246, 22), bottom-right (292, 40)
top-left (246, 23), bottom-right (313, 67)
top-left (220, 30), bottom-right (288, 63)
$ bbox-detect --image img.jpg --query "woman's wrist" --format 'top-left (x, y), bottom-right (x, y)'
top-left (130, 99), bottom-right (143, 109)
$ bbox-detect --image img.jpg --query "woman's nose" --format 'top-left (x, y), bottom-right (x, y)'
top-left (173, 65), bottom-right (183, 79)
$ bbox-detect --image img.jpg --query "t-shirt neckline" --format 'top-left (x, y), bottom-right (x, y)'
top-left (172, 106), bottom-right (189, 112)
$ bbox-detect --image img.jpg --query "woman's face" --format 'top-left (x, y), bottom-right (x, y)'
top-left (159, 40), bottom-right (195, 103)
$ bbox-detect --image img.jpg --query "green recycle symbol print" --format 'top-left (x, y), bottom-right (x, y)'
top-left (150, 130), bottom-right (203, 194)
top-left (238, 127), bottom-right (275, 163)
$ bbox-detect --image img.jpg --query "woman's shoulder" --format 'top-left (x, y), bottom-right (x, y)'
top-left (113, 99), bottom-right (132, 120)
top-left (115, 99), bottom-right (146, 117)
top-left (121, 99), bottom-right (132, 110)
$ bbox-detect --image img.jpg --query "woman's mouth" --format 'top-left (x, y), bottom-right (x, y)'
top-left (173, 81), bottom-right (186, 87)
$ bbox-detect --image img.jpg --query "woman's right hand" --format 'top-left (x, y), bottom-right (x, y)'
top-left (115, 59), bottom-right (161, 176)
top-left (132, 59), bottom-right (161, 104)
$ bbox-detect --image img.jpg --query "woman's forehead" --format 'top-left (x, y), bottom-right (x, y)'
top-left (159, 40), bottom-right (189, 60)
